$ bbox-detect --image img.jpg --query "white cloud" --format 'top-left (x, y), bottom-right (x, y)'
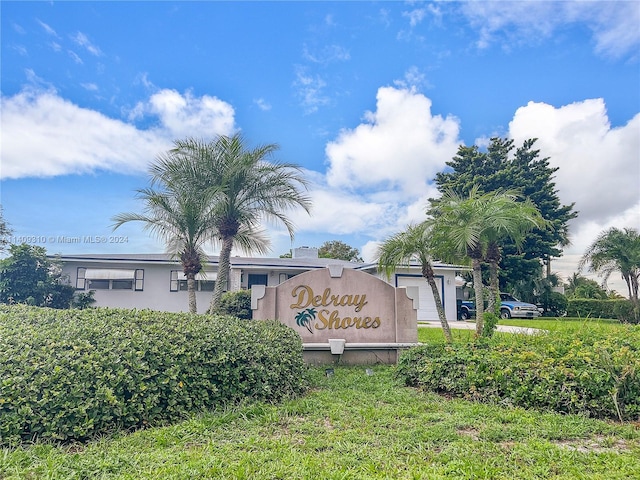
top-left (325, 86), bottom-right (460, 197)
top-left (393, 66), bottom-right (430, 91)
top-left (508, 99), bottom-right (640, 227)
top-left (37, 20), bottom-right (58, 37)
top-left (284, 88), bottom-right (459, 255)
top-left (142, 89), bottom-right (237, 139)
top-left (508, 99), bottom-right (640, 295)
top-left (461, 1), bottom-right (640, 59)
top-left (361, 240), bottom-right (382, 264)
top-left (0, 87), bottom-right (237, 179)
top-left (68, 50), bottom-right (83, 64)
top-left (302, 44), bottom-right (350, 64)
top-left (254, 98), bottom-right (272, 111)
top-left (72, 32), bottom-right (102, 56)
top-left (81, 83), bottom-right (99, 92)
top-left (402, 7), bottom-right (427, 27)
top-left (293, 66), bottom-right (329, 114)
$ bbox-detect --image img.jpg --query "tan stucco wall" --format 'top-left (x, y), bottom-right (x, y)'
top-left (252, 265), bottom-right (418, 364)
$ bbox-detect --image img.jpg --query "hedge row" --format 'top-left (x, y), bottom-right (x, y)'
top-left (396, 325), bottom-right (640, 421)
top-left (567, 299), bottom-right (639, 323)
top-left (0, 305), bottom-right (308, 446)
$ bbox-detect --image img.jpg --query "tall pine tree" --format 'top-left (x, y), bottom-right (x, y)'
top-left (433, 138), bottom-right (577, 298)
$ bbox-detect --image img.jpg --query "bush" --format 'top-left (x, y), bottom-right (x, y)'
top-left (568, 299), bottom-right (639, 323)
top-left (396, 324), bottom-right (640, 421)
top-left (542, 292), bottom-right (568, 317)
top-left (613, 301), bottom-right (640, 324)
top-left (0, 305), bottom-right (307, 446)
top-left (217, 290), bottom-right (252, 319)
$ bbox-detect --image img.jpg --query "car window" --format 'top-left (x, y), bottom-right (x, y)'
top-left (500, 293), bottom-right (518, 301)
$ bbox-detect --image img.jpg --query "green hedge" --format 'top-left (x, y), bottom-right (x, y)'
top-left (217, 290), bottom-right (252, 319)
top-left (396, 325), bottom-right (640, 421)
top-left (567, 299), bottom-right (639, 323)
top-left (0, 305), bottom-right (307, 446)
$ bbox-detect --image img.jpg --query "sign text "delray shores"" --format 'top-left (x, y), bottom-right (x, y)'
top-left (290, 285), bottom-right (368, 312)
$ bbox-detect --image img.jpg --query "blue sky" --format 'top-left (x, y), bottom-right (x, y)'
top-left (1, 1), bottom-right (639, 293)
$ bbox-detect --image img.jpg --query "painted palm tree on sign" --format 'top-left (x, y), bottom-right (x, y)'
top-left (155, 134), bottom-right (312, 314)
top-left (579, 227), bottom-right (640, 305)
top-left (112, 159), bottom-right (219, 313)
top-left (430, 187), bottom-right (545, 337)
top-left (376, 222), bottom-right (453, 344)
top-left (295, 308), bottom-right (317, 334)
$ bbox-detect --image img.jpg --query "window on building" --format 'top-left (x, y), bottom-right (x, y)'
top-left (112, 280), bottom-right (134, 290)
top-left (79, 268), bottom-right (143, 291)
top-left (87, 279), bottom-right (109, 290)
top-left (247, 274), bottom-right (268, 289)
top-left (278, 273), bottom-right (297, 284)
top-left (171, 270), bottom-right (216, 292)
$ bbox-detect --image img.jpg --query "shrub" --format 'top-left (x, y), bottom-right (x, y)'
top-left (0, 305), bottom-right (307, 446)
top-left (543, 292), bottom-right (568, 317)
top-left (568, 299), bottom-right (639, 323)
top-left (217, 290), bottom-right (252, 319)
top-left (396, 324), bottom-right (640, 421)
top-left (613, 301), bottom-right (640, 324)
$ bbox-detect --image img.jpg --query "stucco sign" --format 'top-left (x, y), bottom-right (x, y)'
top-left (252, 265), bottom-right (418, 347)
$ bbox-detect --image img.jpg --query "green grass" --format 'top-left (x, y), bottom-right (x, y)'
top-left (499, 317), bottom-right (623, 331)
top-left (2, 365), bottom-right (639, 479)
top-left (418, 317), bottom-right (631, 344)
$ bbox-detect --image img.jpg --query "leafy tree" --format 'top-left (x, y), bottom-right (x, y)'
top-left (0, 206), bottom-right (13, 255)
top-left (318, 240), bottom-right (363, 262)
top-left (430, 188), bottom-right (545, 337)
top-left (579, 227), bottom-right (640, 305)
top-left (434, 138), bottom-right (577, 295)
top-left (153, 135), bottom-right (311, 314)
top-left (0, 244), bottom-right (75, 308)
top-left (112, 150), bottom-right (220, 313)
top-left (376, 222), bottom-right (453, 344)
top-left (564, 273), bottom-right (609, 299)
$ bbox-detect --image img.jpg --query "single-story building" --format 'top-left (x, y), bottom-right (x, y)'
top-left (57, 246), bottom-right (466, 321)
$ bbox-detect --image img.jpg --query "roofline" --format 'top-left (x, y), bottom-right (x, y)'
top-left (50, 254), bottom-right (465, 271)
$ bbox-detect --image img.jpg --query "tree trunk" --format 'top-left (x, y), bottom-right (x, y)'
top-left (209, 235), bottom-right (233, 314)
top-left (187, 273), bottom-right (197, 314)
top-left (487, 261), bottom-right (500, 315)
top-left (472, 257), bottom-right (485, 337)
top-left (423, 263), bottom-right (453, 344)
top-left (486, 242), bottom-right (501, 314)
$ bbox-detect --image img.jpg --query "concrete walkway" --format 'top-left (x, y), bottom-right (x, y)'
top-left (418, 321), bottom-right (543, 335)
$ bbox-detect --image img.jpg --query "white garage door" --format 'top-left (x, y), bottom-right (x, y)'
top-left (396, 275), bottom-right (444, 321)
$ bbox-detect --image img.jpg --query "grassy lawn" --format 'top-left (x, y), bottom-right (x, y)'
top-left (499, 317), bottom-right (624, 331)
top-left (3, 318), bottom-right (639, 479)
top-left (418, 317), bottom-right (631, 344)
top-left (3, 364), bottom-right (639, 479)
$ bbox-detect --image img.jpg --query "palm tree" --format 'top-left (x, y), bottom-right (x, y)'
top-left (112, 158), bottom-right (219, 313)
top-left (376, 222), bottom-right (453, 344)
top-left (476, 191), bottom-right (546, 312)
top-left (430, 187), bottom-right (545, 336)
top-left (154, 135), bottom-right (312, 314)
top-left (579, 227), bottom-right (640, 305)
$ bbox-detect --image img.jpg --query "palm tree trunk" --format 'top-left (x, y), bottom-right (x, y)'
top-left (422, 263), bottom-right (453, 344)
top-left (209, 235), bottom-right (233, 314)
top-left (187, 274), bottom-right (197, 314)
top-left (486, 242), bottom-right (501, 314)
top-left (472, 257), bottom-right (485, 337)
top-left (487, 261), bottom-right (500, 315)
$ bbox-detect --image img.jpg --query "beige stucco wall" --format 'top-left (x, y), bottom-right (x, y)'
top-left (252, 265), bottom-right (419, 364)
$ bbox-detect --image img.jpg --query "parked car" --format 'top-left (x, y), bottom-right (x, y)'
top-left (457, 293), bottom-right (541, 320)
